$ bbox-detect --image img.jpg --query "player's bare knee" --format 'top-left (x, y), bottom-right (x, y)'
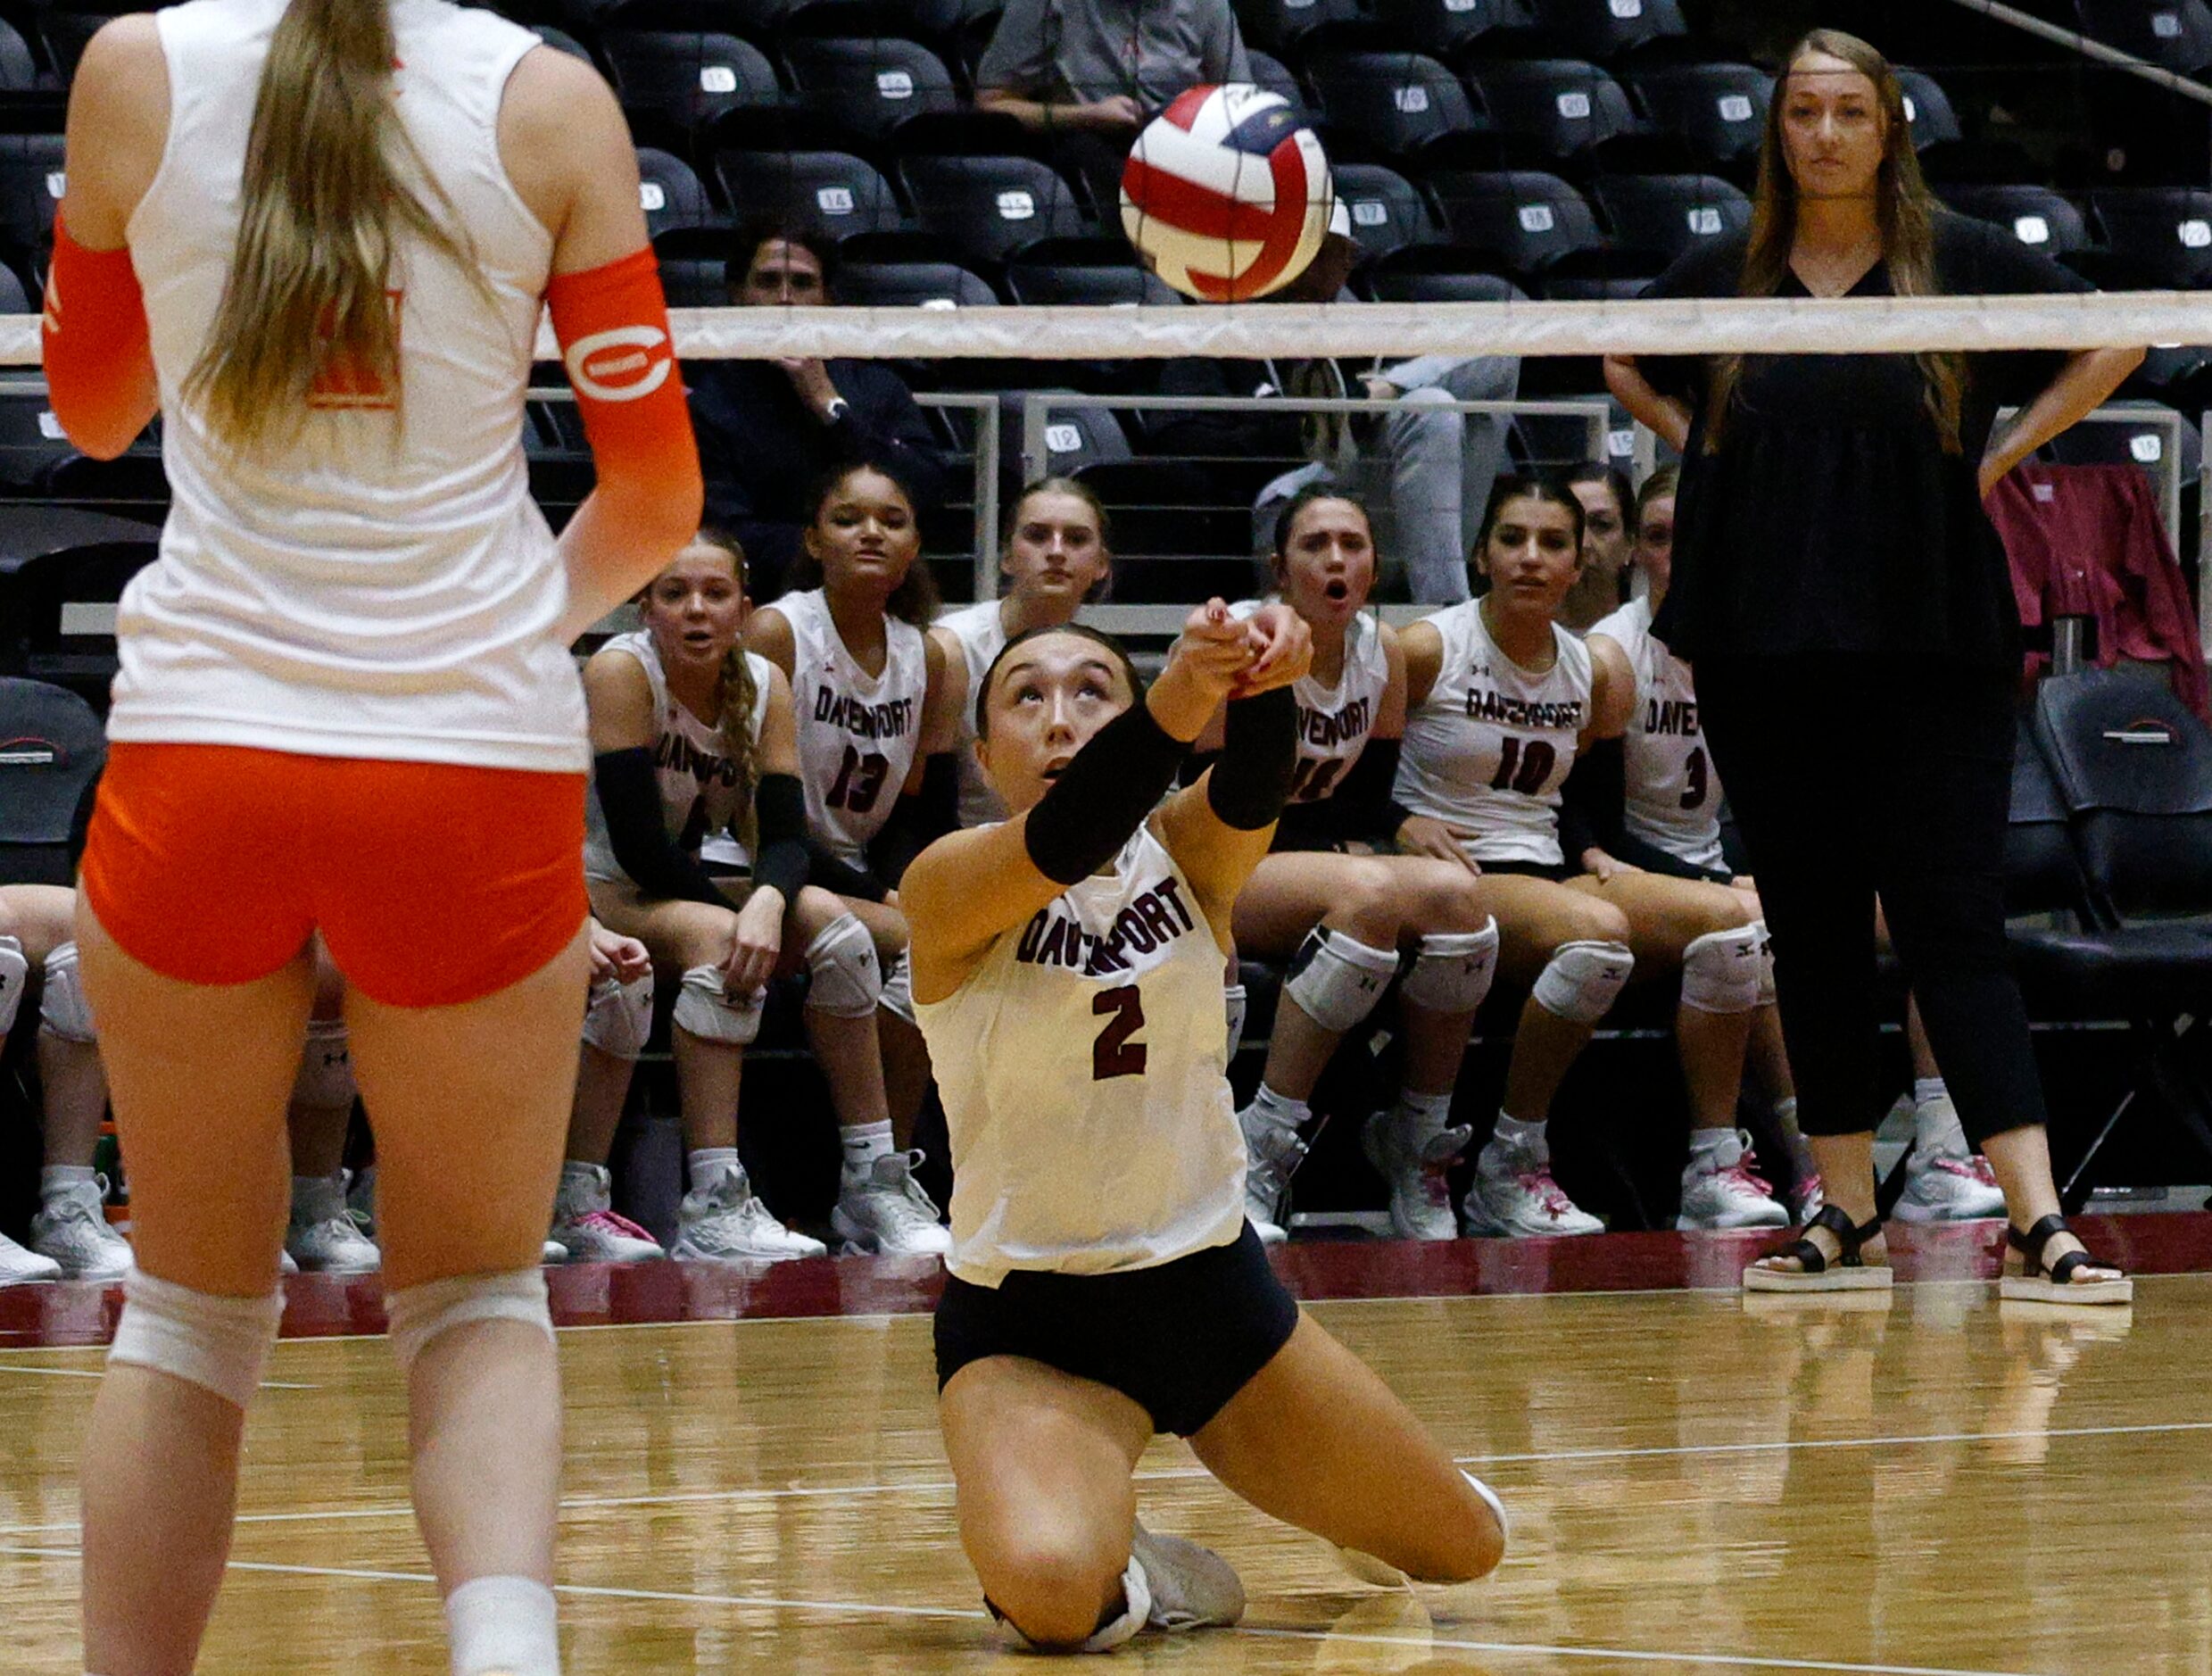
top-left (786, 884), bottom-right (845, 939)
top-left (1410, 862), bottom-right (1491, 933)
top-left (1324, 859), bottom-right (1400, 944)
top-left (1569, 900), bottom-right (1632, 949)
top-left (983, 1531), bottom-right (1128, 1650)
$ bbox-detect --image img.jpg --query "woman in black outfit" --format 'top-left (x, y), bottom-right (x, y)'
top-left (1606, 29), bottom-right (2139, 1301)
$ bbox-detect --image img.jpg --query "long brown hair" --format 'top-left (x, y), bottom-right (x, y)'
top-left (1709, 29), bottom-right (1964, 454)
top-left (185, 0), bottom-right (481, 452)
top-left (686, 530), bottom-right (765, 854)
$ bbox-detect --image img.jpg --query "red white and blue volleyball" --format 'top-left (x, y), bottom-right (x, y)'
top-left (1121, 84), bottom-right (1334, 303)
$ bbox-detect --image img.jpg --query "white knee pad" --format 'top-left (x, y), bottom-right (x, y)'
top-left (292, 1016), bottom-right (357, 1109)
top-left (1680, 922), bottom-right (1764, 1015)
top-left (1401, 919), bottom-right (1501, 1016)
top-left (879, 948), bottom-right (915, 1025)
top-left (672, 964), bottom-right (761, 1046)
top-left (1222, 983), bottom-right (1248, 1061)
top-left (803, 912), bottom-right (881, 1018)
top-left (38, 941), bottom-right (95, 1042)
top-left (1752, 918), bottom-right (1777, 1008)
top-left (0, 934), bottom-right (26, 1037)
top-left (1283, 927), bottom-right (1400, 1034)
top-left (385, 1267), bottom-right (551, 1379)
top-left (109, 1268), bottom-right (284, 1410)
top-left (582, 972), bottom-right (654, 1060)
top-left (1531, 940), bottom-right (1634, 1025)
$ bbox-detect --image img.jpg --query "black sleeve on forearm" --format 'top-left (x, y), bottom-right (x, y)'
top-left (594, 749), bottom-right (741, 909)
top-left (1609, 828), bottom-right (1719, 882)
top-left (1024, 699), bottom-right (1189, 884)
top-left (1325, 737), bottom-right (1401, 847)
top-left (805, 835), bottom-right (889, 903)
top-left (868, 752), bottom-right (959, 887)
top-left (1558, 735), bottom-right (1626, 867)
top-left (750, 772), bottom-right (810, 905)
top-left (1206, 685), bottom-right (1299, 831)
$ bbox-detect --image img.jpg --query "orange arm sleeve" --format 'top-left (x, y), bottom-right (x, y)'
top-left (545, 245), bottom-right (700, 515)
top-left (41, 213), bottom-right (156, 459)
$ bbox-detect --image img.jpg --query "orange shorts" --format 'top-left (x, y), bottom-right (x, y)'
top-left (82, 742), bottom-right (588, 1008)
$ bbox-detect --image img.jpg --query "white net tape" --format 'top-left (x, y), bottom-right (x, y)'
top-left (0, 290), bottom-right (2201, 367)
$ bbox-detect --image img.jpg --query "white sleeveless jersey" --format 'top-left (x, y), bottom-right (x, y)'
top-left (778, 589), bottom-right (928, 862)
top-left (112, 0), bottom-right (584, 771)
top-left (1590, 598), bottom-right (1726, 874)
top-left (936, 598), bottom-right (1009, 828)
top-left (1231, 600), bottom-right (1388, 806)
top-left (1395, 600), bottom-right (1592, 867)
top-left (916, 826), bottom-right (1246, 1287)
top-left (583, 633), bottom-right (773, 884)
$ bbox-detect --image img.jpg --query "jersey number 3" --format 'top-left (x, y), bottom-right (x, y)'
top-left (1091, 985), bottom-right (1147, 1080)
top-left (826, 744), bottom-right (891, 814)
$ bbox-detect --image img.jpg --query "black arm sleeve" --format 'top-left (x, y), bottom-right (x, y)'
top-left (805, 836), bottom-right (889, 903)
top-left (1325, 736), bottom-right (1401, 847)
top-left (750, 772), bottom-right (810, 904)
top-left (868, 752), bottom-right (959, 888)
top-left (594, 749), bottom-right (741, 909)
top-left (1024, 699), bottom-right (1189, 884)
top-left (1206, 685), bottom-right (1299, 831)
top-left (1557, 734), bottom-right (1626, 868)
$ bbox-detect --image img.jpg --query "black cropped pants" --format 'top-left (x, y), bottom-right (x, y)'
top-left (1696, 655), bottom-right (2046, 1149)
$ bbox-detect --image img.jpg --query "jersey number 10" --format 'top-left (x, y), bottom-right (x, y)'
top-left (1488, 736), bottom-right (1558, 797)
top-left (825, 744), bottom-right (891, 814)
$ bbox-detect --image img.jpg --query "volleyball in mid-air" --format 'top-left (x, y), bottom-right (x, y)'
top-left (1120, 84), bottom-right (1334, 303)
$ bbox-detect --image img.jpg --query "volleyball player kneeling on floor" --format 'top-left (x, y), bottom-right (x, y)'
top-left (905, 605), bottom-right (1505, 1652)
top-left (1393, 477), bottom-right (1769, 1237)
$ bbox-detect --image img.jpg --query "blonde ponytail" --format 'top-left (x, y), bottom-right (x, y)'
top-left (186, 0), bottom-right (481, 452)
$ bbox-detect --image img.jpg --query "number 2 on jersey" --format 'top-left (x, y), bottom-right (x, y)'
top-left (1488, 736), bottom-right (1558, 797)
top-left (826, 744), bottom-right (891, 814)
top-left (1091, 985), bottom-right (1147, 1080)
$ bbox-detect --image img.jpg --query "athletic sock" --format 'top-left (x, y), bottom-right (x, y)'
top-left (39, 1164), bottom-right (95, 1201)
top-left (1393, 1089), bottom-right (1455, 1146)
top-left (1244, 1083), bottom-right (1309, 1135)
top-left (1770, 1096), bottom-right (1818, 1178)
top-left (445, 1574), bottom-right (559, 1676)
top-left (1912, 1080), bottom-right (1968, 1157)
top-left (1484, 1111), bottom-right (1547, 1171)
top-left (687, 1148), bottom-right (741, 1192)
top-left (290, 1172), bottom-right (345, 1224)
top-left (841, 1120), bottom-right (893, 1187)
top-left (1686, 1127), bottom-right (1734, 1169)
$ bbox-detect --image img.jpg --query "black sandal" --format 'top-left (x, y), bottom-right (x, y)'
top-left (2001, 1214), bottom-right (2133, 1306)
top-left (1743, 1203), bottom-right (1893, 1293)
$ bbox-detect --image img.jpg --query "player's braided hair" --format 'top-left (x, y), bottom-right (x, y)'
top-left (694, 528), bottom-right (764, 856)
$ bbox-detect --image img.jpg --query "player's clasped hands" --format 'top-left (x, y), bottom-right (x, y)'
top-left (1169, 599), bottom-right (1312, 701)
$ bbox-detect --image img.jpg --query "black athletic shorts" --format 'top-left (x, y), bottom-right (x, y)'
top-left (933, 1222), bottom-right (1301, 1437)
top-left (1478, 859), bottom-right (1576, 884)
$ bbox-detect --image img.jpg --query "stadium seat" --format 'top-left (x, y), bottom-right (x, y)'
top-left (1942, 183), bottom-right (2094, 258)
top-left (601, 29), bottom-right (785, 143)
top-left (835, 259), bottom-right (998, 307)
top-left (1425, 169), bottom-right (1605, 278)
top-left (783, 36), bottom-right (959, 144)
top-left (1237, 0), bottom-right (1366, 56)
top-left (2076, 0), bottom-right (2212, 73)
top-left (531, 23), bottom-right (599, 63)
top-left (0, 260), bottom-right (26, 316)
top-left (1246, 49), bottom-right (1314, 125)
top-left (1525, 0), bottom-right (1688, 60)
top-left (1003, 259), bottom-right (1180, 305)
top-left (6, 540), bottom-right (157, 707)
top-left (2090, 187), bottom-right (2212, 286)
top-left (1464, 58), bottom-right (1642, 167)
top-left (1330, 162), bottom-right (1446, 264)
top-left (1359, 259), bottom-right (1522, 303)
top-left (1306, 51), bottom-right (1492, 164)
top-left (0, 135), bottom-right (66, 265)
top-left (716, 148), bottom-right (907, 245)
top-left (899, 153), bottom-right (1088, 266)
top-left (1624, 61), bottom-right (1771, 170)
top-left (0, 677), bottom-right (104, 888)
top-left (2042, 410), bottom-right (2200, 486)
top-left (0, 394), bottom-right (88, 493)
top-left (1374, 0), bottom-right (1516, 62)
top-left (1593, 172), bottom-right (1748, 266)
top-left (634, 146), bottom-right (725, 244)
top-left (1022, 394), bottom-right (1131, 479)
top-left (33, 12), bottom-right (112, 82)
top-left (1893, 68), bottom-right (1962, 153)
top-left (657, 253), bottom-right (730, 306)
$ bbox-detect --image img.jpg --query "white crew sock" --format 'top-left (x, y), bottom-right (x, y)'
top-left (1686, 1126), bottom-right (1734, 1167)
top-left (1244, 1083), bottom-right (1310, 1135)
top-left (445, 1574), bottom-right (559, 1676)
top-left (1482, 1111), bottom-right (1547, 1173)
top-left (290, 1172), bottom-right (345, 1223)
top-left (687, 1147), bottom-right (740, 1190)
top-left (40, 1164), bottom-right (95, 1201)
top-left (1912, 1080), bottom-right (1968, 1157)
top-left (841, 1120), bottom-right (893, 1185)
top-left (1393, 1089), bottom-right (1456, 1145)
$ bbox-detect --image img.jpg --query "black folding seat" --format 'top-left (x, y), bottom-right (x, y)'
top-left (1360, 261), bottom-right (1521, 303)
top-left (34, 12), bottom-right (111, 82)
top-left (1893, 67), bottom-right (1962, 153)
top-left (1238, 0), bottom-right (1365, 57)
top-left (1374, 0), bottom-right (1516, 62)
top-left (0, 135), bottom-right (66, 265)
top-left (2090, 187), bottom-right (2212, 287)
top-left (8, 540), bottom-right (158, 708)
top-left (1942, 184), bottom-right (2093, 259)
top-left (1623, 61), bottom-right (1770, 170)
top-left (834, 259), bottom-right (998, 307)
top-left (1330, 162), bottom-right (1444, 264)
top-left (0, 392), bottom-right (84, 492)
top-left (0, 260), bottom-right (26, 315)
top-left (1425, 169), bottom-right (1604, 279)
top-left (1524, 0), bottom-right (1687, 59)
top-left (783, 36), bottom-right (958, 144)
top-left (1464, 58), bottom-right (1640, 167)
top-left (2042, 412), bottom-right (2200, 486)
top-left (634, 147), bottom-right (724, 244)
top-left (1306, 52), bottom-right (1491, 165)
top-left (531, 23), bottom-right (600, 63)
top-left (899, 153), bottom-right (1088, 266)
top-left (0, 677), bottom-right (104, 887)
top-left (716, 148), bottom-right (907, 245)
top-left (1245, 49), bottom-right (1314, 125)
top-left (602, 29), bottom-right (784, 142)
top-left (2076, 0), bottom-right (2212, 72)
top-left (1003, 260), bottom-right (1179, 305)
top-left (657, 254), bottom-right (730, 306)
top-left (1593, 172), bottom-right (1747, 266)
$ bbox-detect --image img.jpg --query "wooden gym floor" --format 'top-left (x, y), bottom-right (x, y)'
top-left (4, 1216), bottom-right (2209, 1673)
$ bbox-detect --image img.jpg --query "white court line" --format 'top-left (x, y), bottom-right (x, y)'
top-left (1, 1415), bottom-right (2207, 1542)
top-left (0, 1543), bottom-right (2050, 1673)
top-left (0, 1363), bottom-right (316, 1390)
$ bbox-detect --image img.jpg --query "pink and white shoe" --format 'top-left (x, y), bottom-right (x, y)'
top-left (1677, 1132), bottom-right (1790, 1231)
top-left (1893, 1150), bottom-right (2007, 1222)
top-left (1462, 1141), bottom-right (1603, 1237)
top-left (551, 1163), bottom-right (667, 1263)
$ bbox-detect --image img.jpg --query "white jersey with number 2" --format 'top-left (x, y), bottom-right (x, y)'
top-left (915, 826), bottom-right (1246, 1289)
top-left (777, 587), bottom-right (928, 864)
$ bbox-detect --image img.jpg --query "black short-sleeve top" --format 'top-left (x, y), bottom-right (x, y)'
top-left (1638, 209), bottom-right (2095, 670)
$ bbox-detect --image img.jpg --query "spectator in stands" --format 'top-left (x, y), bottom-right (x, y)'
top-left (1606, 28), bottom-right (2139, 1298)
top-left (974, 0), bottom-right (1249, 211)
top-left (1204, 486), bottom-right (1501, 1244)
top-left (1391, 477), bottom-right (1778, 1237)
top-left (1561, 462), bottom-right (1633, 633)
top-left (0, 884), bottom-right (128, 1283)
top-left (932, 477), bottom-right (1115, 830)
top-left (688, 225), bottom-right (952, 602)
top-left (745, 465), bottom-right (963, 1257)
